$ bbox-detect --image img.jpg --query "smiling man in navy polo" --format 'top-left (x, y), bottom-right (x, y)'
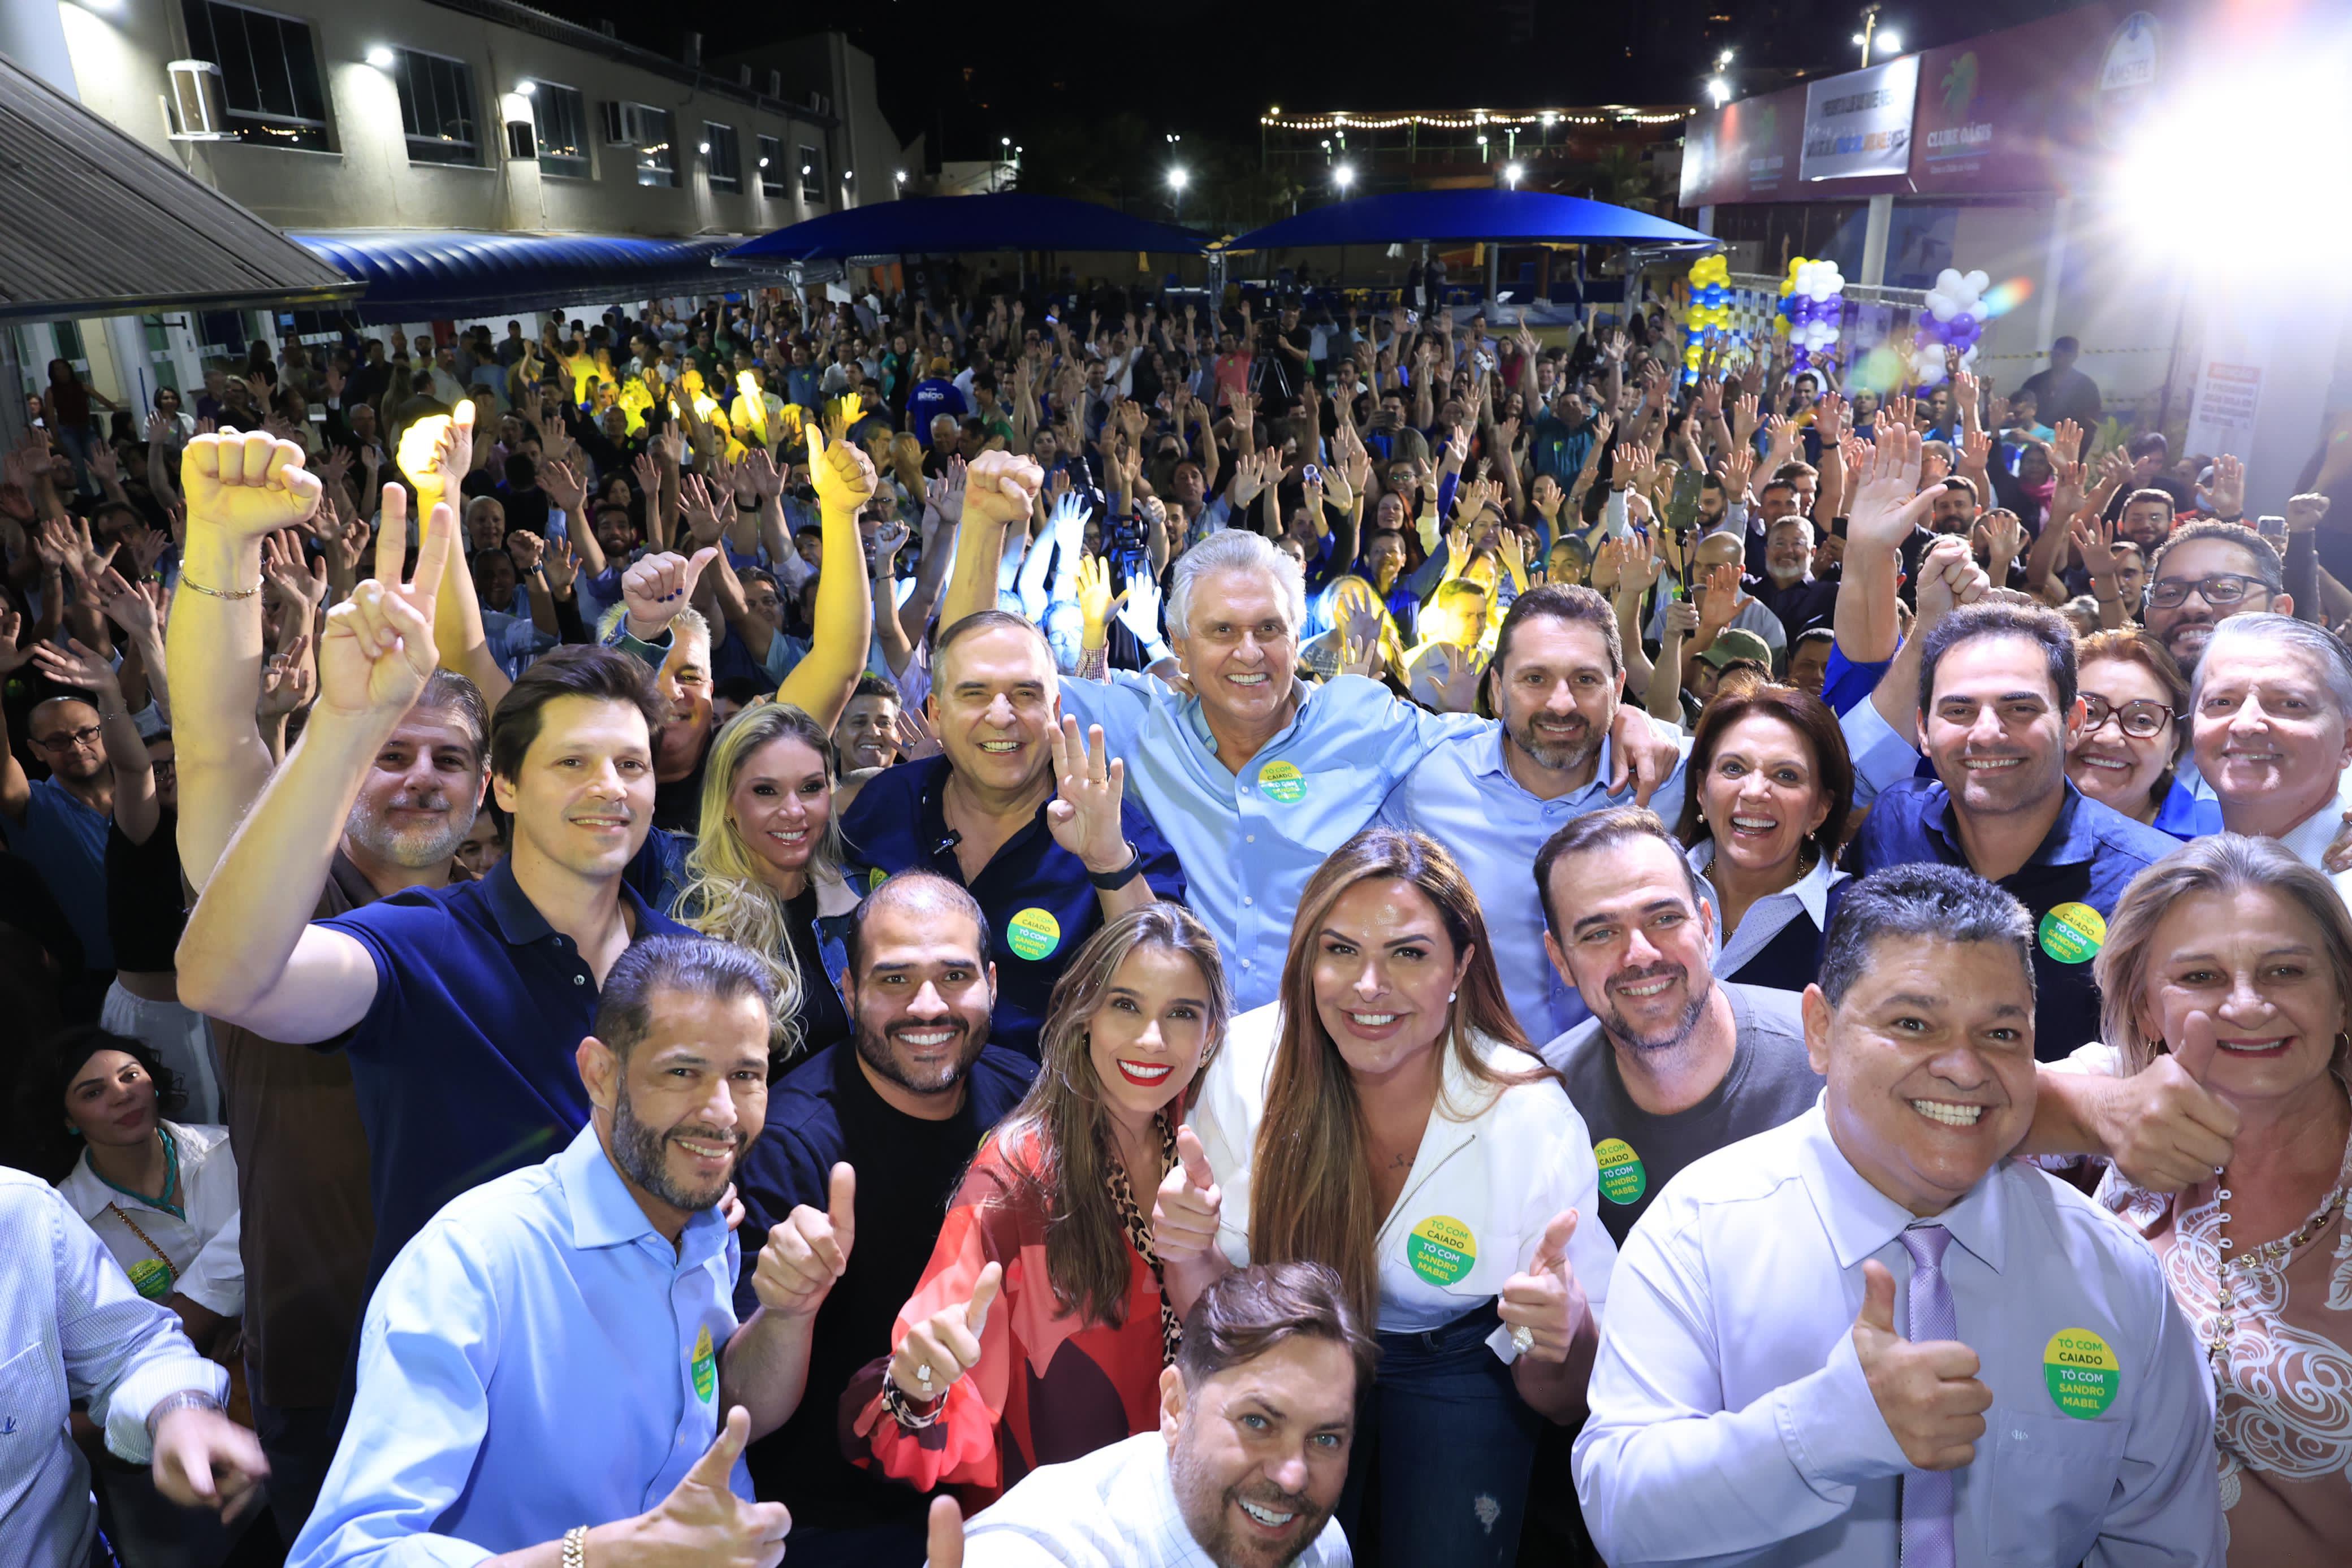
top-left (1847, 602), bottom-right (2177, 1060)
top-left (179, 516), bottom-right (691, 1289)
top-left (835, 610), bottom-right (1184, 1058)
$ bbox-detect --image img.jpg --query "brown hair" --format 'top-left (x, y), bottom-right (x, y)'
top-left (1676, 684), bottom-right (1856, 863)
top-left (999, 904), bottom-right (1231, 1328)
top-left (1175, 1261), bottom-right (1378, 1392)
top-left (2073, 629), bottom-right (2187, 810)
top-left (1248, 829), bottom-right (1549, 1322)
top-left (2094, 834), bottom-right (2352, 1078)
top-left (488, 646), bottom-right (665, 783)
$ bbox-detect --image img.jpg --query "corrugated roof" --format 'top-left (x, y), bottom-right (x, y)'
top-left (0, 50), bottom-right (359, 322)
top-left (290, 230), bottom-right (790, 323)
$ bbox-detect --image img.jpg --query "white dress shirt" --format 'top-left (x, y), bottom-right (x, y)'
top-left (963, 1431), bottom-right (1350, 1566)
top-left (2269, 765), bottom-right (2352, 905)
top-left (1189, 1003), bottom-right (1615, 1358)
top-left (1574, 1102), bottom-right (2222, 1567)
top-left (58, 1120), bottom-right (244, 1316)
top-left (0, 1168), bottom-right (228, 1568)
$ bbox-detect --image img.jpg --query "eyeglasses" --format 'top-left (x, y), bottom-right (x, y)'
top-left (2144, 572), bottom-right (2269, 610)
top-left (2081, 695), bottom-right (2173, 739)
top-left (33, 725), bottom-right (103, 752)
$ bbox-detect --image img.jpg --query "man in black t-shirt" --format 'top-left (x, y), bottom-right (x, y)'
top-left (733, 871), bottom-right (1035, 1568)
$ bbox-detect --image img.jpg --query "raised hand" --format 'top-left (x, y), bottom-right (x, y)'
top-left (1661, 598), bottom-right (1701, 639)
top-left (262, 530), bottom-right (330, 624)
top-left (963, 449), bottom-right (1043, 529)
top-left (1845, 425), bottom-right (1935, 553)
top-left (1719, 444), bottom-right (1756, 501)
top-left (630, 1406), bottom-right (790, 1568)
top-left (2197, 453), bottom-right (2246, 518)
top-left (31, 635), bottom-right (124, 701)
top-left (887, 1261), bottom-right (1003, 1401)
top-left (394, 400), bottom-right (475, 502)
top-left (315, 487), bottom-right (451, 722)
top-left (1916, 535), bottom-right (1988, 628)
top-left (754, 1163), bottom-right (855, 1319)
top-left (893, 703), bottom-right (942, 763)
top-left (256, 633), bottom-right (316, 721)
top-left (1116, 566), bottom-right (1164, 647)
top-left (1075, 553), bottom-right (1129, 643)
top-left (2068, 508), bottom-right (2124, 591)
top-left (621, 547), bottom-right (721, 641)
top-left (1498, 1209), bottom-right (1589, 1363)
top-left (1153, 1125), bottom-right (1223, 1264)
top-left (40, 516), bottom-right (118, 587)
top-left (2087, 1010), bottom-right (2241, 1193)
top-left (541, 454), bottom-right (589, 516)
top-left (1046, 716), bottom-right (1131, 873)
top-left (1852, 1259), bottom-right (1992, 1472)
top-left (0, 609), bottom-right (34, 675)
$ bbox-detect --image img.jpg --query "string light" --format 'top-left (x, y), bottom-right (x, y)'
top-left (1260, 107), bottom-right (1692, 131)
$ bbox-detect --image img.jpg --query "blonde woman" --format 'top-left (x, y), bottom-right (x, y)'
top-left (680, 702), bottom-right (858, 1058)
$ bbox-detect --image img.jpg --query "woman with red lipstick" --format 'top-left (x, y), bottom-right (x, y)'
top-left (2081, 835), bottom-right (2352, 1563)
top-left (1170, 828), bottom-right (1615, 1567)
top-left (845, 902), bottom-right (1230, 1510)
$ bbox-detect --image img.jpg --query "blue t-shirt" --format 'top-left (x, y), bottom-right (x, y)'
top-left (906, 379), bottom-right (970, 445)
top-left (13, 778), bottom-right (113, 971)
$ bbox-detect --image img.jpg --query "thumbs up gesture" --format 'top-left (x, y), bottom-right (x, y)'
top-left (1153, 1126), bottom-right (1223, 1265)
top-left (634, 1405), bottom-right (792, 1567)
top-left (1852, 1259), bottom-right (1992, 1471)
top-left (807, 422), bottom-right (877, 514)
top-left (1498, 1209), bottom-right (1590, 1363)
top-left (888, 1261), bottom-right (1002, 1401)
top-left (2087, 1009), bottom-right (2242, 1194)
top-left (753, 1164), bottom-right (855, 1320)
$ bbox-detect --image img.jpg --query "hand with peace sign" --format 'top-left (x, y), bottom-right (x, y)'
top-left (1046, 715), bottom-right (1132, 877)
top-left (616, 1405), bottom-right (792, 1567)
top-left (1498, 1209), bottom-right (1592, 1363)
top-left (316, 486), bottom-right (451, 726)
top-left (888, 1261), bottom-right (1003, 1404)
top-left (753, 1164), bottom-right (855, 1320)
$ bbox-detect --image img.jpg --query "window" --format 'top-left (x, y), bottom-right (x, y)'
top-left (799, 144), bottom-right (822, 203)
top-left (533, 83), bottom-right (589, 178)
top-left (179, 0), bottom-right (328, 151)
top-left (392, 49), bottom-right (479, 166)
top-left (758, 134), bottom-right (784, 197)
top-left (703, 122), bottom-right (741, 193)
top-left (634, 105), bottom-right (677, 187)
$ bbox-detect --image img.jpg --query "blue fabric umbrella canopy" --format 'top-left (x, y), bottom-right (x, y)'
top-left (724, 193), bottom-right (1207, 263)
top-left (1223, 189), bottom-right (1712, 253)
top-left (291, 231), bottom-right (777, 323)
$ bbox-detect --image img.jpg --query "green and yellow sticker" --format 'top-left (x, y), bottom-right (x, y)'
top-left (127, 1258), bottom-right (174, 1301)
top-left (1595, 1138), bottom-right (1648, 1205)
top-left (1257, 760), bottom-right (1307, 804)
top-left (691, 1324), bottom-right (717, 1403)
top-left (1405, 1215), bottom-right (1477, 1286)
top-left (1007, 907), bottom-right (1062, 962)
top-left (868, 867), bottom-right (888, 893)
top-left (2038, 902), bottom-right (2105, 965)
top-left (2043, 1327), bottom-right (2118, 1419)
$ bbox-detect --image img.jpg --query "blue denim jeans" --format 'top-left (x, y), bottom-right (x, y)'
top-left (1338, 1301), bottom-right (1543, 1567)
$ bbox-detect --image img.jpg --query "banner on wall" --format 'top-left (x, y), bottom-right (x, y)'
top-left (1800, 55), bottom-right (1919, 181)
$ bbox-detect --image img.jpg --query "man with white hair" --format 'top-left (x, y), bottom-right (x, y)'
top-left (2188, 612), bottom-right (2352, 898)
top-left (941, 470), bottom-right (1679, 1008)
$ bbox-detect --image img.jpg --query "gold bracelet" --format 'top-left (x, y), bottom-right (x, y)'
top-left (179, 571), bottom-right (263, 601)
top-left (561, 1524), bottom-right (588, 1568)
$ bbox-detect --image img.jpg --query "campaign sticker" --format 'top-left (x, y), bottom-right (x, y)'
top-left (127, 1258), bottom-right (174, 1301)
top-left (868, 867), bottom-right (888, 893)
top-left (1007, 907), bottom-right (1062, 962)
top-left (691, 1324), bottom-right (717, 1403)
top-left (2043, 1327), bottom-right (2119, 1419)
top-left (1594, 1138), bottom-right (1648, 1205)
top-left (2038, 903), bottom-right (2105, 964)
top-left (1257, 760), bottom-right (1308, 804)
top-left (1406, 1215), bottom-right (1477, 1286)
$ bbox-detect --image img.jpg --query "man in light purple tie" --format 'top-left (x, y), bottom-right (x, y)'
top-left (1573, 863), bottom-right (2222, 1568)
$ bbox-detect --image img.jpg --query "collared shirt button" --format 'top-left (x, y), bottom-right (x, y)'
top-left (1246, 834), bottom-right (1255, 843)
top-left (1241, 959), bottom-right (1252, 969)
top-left (1243, 897), bottom-right (1253, 907)
top-left (573, 974), bottom-right (587, 986)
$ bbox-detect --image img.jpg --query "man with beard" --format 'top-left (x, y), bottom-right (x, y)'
top-left (1381, 587), bottom-right (1689, 1041)
top-left (1749, 514), bottom-right (1838, 647)
top-left (2140, 518), bottom-right (2288, 678)
top-left (293, 937), bottom-right (827, 1568)
top-left (926, 1262), bottom-right (1366, 1568)
top-left (178, 499), bottom-right (694, 1313)
top-left (734, 870), bottom-right (1033, 1567)
top-left (1847, 603), bottom-right (2177, 1059)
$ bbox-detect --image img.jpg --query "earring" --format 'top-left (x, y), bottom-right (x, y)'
top-left (1448, 990), bottom-right (1458, 1004)
top-left (63, 1124), bottom-right (81, 1138)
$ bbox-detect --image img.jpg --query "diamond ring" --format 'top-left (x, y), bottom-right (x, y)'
top-left (916, 1363), bottom-right (934, 1389)
top-left (1510, 1325), bottom-right (1535, 1355)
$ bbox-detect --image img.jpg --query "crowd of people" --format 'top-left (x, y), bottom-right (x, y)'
top-left (2, 272), bottom-right (2349, 1568)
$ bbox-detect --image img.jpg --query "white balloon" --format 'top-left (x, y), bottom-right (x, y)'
top-left (1930, 296), bottom-right (1958, 322)
top-left (1936, 267), bottom-right (1965, 293)
top-left (1963, 270), bottom-right (1990, 296)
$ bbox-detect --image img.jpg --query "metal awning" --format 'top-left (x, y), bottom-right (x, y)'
top-left (289, 230), bottom-right (789, 323)
top-left (0, 50), bottom-right (357, 322)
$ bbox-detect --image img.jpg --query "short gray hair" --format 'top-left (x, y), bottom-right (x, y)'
top-left (2190, 613), bottom-right (2352, 720)
top-left (1166, 529), bottom-right (1307, 641)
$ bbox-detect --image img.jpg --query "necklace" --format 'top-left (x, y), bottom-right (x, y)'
top-left (2203, 1164), bottom-right (2348, 1405)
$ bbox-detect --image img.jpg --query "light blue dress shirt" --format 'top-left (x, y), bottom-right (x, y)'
top-left (1573, 1102), bottom-right (2221, 1568)
top-left (0, 1169), bottom-right (227, 1568)
top-left (292, 1125), bottom-right (744, 1568)
top-left (1379, 722), bottom-right (1689, 1040)
top-left (1058, 672), bottom-right (1484, 1011)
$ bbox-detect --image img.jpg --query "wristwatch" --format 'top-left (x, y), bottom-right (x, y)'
top-left (145, 1389), bottom-right (222, 1440)
top-left (1088, 842), bottom-right (1145, 890)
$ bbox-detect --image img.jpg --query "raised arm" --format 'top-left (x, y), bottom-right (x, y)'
top-left (31, 636), bottom-right (159, 842)
top-left (176, 495), bottom-right (456, 1042)
top-left (1834, 429), bottom-right (1931, 668)
top-left (774, 426), bottom-right (876, 732)
top-left (396, 401), bottom-right (511, 710)
top-left (165, 428), bottom-right (326, 886)
top-left (940, 451), bottom-right (1044, 629)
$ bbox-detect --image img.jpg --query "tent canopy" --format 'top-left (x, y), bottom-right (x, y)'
top-left (1223, 189), bottom-right (1713, 253)
top-left (724, 193), bottom-right (1207, 263)
top-left (289, 231), bottom-right (784, 324)
top-left (0, 51), bottom-right (356, 320)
